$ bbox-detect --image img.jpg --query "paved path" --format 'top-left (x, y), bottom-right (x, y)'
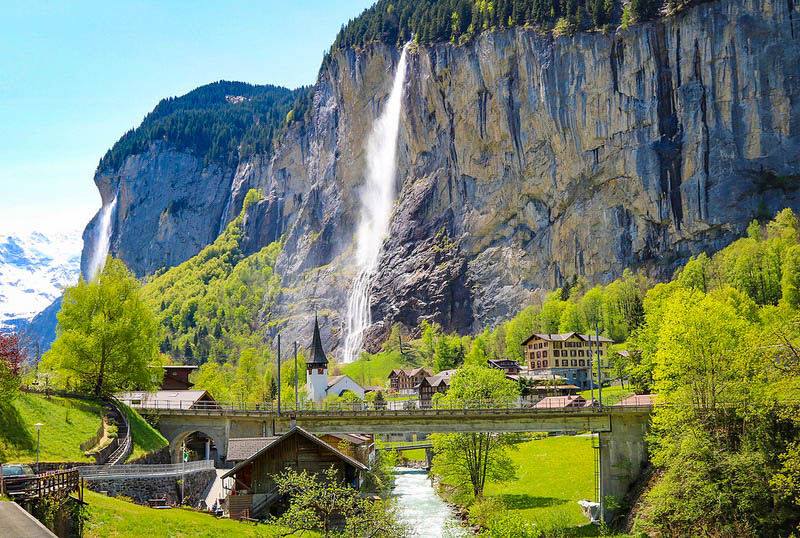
top-left (0, 502), bottom-right (57, 537)
top-left (203, 468), bottom-right (227, 511)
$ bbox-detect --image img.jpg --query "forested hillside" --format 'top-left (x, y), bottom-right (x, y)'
top-left (331, 0), bottom-right (702, 49)
top-left (99, 81), bottom-right (310, 172)
top-left (140, 190), bottom-right (281, 365)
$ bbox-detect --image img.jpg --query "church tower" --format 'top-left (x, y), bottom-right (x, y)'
top-left (306, 315), bottom-right (329, 403)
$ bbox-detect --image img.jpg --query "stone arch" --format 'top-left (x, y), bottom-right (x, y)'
top-left (169, 428), bottom-right (226, 464)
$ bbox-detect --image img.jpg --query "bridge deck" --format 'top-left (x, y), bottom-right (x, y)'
top-left (138, 403), bottom-right (652, 434)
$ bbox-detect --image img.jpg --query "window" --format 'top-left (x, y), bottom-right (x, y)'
top-left (579, 360), bottom-right (585, 367)
top-left (571, 360), bottom-right (577, 367)
top-left (536, 351), bottom-right (541, 359)
top-left (536, 361), bottom-right (541, 368)
top-left (543, 360), bottom-right (548, 367)
top-left (554, 359), bottom-right (559, 366)
top-left (542, 351), bottom-right (548, 358)
top-left (553, 350), bottom-right (560, 357)
top-left (571, 350), bottom-right (577, 357)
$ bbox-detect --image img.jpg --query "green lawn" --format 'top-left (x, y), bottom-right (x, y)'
top-left (578, 385), bottom-right (633, 406)
top-left (118, 403), bottom-right (168, 460)
top-left (339, 350), bottom-right (408, 388)
top-left (482, 435), bottom-right (597, 532)
top-left (84, 491), bottom-right (307, 538)
top-left (0, 393), bottom-right (104, 463)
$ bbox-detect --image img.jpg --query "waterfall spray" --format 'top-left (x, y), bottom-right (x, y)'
top-left (87, 195), bottom-right (118, 280)
top-left (343, 44), bottom-right (410, 363)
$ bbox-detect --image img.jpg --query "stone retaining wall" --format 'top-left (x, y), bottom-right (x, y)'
top-left (85, 468), bottom-right (215, 506)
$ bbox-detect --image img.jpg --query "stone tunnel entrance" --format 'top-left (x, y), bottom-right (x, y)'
top-left (174, 431), bottom-right (219, 464)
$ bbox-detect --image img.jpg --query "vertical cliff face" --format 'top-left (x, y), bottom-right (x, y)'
top-left (81, 143), bottom-right (235, 278)
top-left (85, 0), bottom-right (800, 353)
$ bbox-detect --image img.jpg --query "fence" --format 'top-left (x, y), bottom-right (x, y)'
top-left (79, 460), bottom-right (214, 479)
top-left (2, 468), bottom-right (80, 500)
top-left (123, 397), bottom-right (655, 415)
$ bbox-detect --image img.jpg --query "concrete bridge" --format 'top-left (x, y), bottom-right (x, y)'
top-left (135, 402), bottom-right (651, 513)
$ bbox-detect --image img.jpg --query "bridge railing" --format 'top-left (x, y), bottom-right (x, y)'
top-left (126, 397), bottom-right (655, 414)
top-left (79, 459), bottom-right (214, 479)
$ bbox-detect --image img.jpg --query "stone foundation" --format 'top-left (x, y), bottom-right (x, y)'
top-left (85, 468), bottom-right (215, 507)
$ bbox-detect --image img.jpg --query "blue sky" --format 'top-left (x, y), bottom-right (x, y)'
top-left (0, 1), bottom-right (374, 234)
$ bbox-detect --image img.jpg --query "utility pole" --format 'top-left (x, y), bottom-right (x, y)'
top-left (589, 333), bottom-right (595, 405)
top-left (294, 341), bottom-right (299, 410)
top-left (595, 322), bottom-right (603, 410)
top-left (276, 334), bottom-right (281, 416)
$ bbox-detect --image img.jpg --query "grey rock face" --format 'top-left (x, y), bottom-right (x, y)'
top-left (82, 142), bottom-right (234, 278)
top-left (86, 0), bottom-right (800, 354)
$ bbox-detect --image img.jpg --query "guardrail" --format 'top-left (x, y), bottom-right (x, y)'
top-left (3, 468), bottom-right (80, 500)
top-left (106, 396), bottom-right (132, 465)
top-left (122, 397), bottom-right (656, 415)
top-left (79, 459), bottom-right (214, 479)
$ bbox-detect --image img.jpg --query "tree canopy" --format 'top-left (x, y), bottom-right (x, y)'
top-left (42, 257), bottom-right (161, 397)
top-left (99, 81), bottom-right (311, 172)
top-left (329, 0), bottom-right (693, 52)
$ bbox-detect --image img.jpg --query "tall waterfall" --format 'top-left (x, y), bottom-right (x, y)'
top-left (87, 195), bottom-right (118, 281)
top-left (342, 44), bottom-right (409, 363)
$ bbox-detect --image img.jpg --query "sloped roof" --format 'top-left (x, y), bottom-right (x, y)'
top-left (226, 436), bottom-right (280, 461)
top-left (221, 426), bottom-right (368, 480)
top-left (308, 315), bottom-right (328, 366)
top-left (533, 395), bottom-right (587, 409)
top-left (522, 332), bottom-right (614, 345)
top-left (116, 390), bottom-right (213, 408)
top-left (389, 367), bottom-right (431, 378)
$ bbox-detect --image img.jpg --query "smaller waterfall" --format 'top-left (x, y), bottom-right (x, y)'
top-left (342, 44), bottom-right (410, 363)
top-left (87, 195), bottom-right (118, 280)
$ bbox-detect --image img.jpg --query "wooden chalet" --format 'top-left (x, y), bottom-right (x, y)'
top-left (487, 358), bottom-right (522, 375)
top-left (416, 370), bottom-right (454, 407)
top-left (160, 365), bottom-right (198, 390)
top-left (222, 427), bottom-right (367, 520)
top-left (389, 367), bottom-right (432, 393)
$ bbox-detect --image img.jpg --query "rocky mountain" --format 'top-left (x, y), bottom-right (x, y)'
top-left (83, 0), bottom-right (800, 356)
top-left (0, 230), bottom-right (81, 332)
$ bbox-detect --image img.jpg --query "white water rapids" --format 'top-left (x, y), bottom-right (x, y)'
top-left (342, 44), bottom-right (410, 363)
top-left (86, 195), bottom-right (117, 280)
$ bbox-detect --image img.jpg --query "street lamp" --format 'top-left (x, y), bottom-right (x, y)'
top-left (34, 423), bottom-right (43, 473)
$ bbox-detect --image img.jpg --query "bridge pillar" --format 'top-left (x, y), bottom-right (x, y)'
top-left (598, 412), bottom-right (649, 521)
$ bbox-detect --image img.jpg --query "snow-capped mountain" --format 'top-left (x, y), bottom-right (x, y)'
top-left (0, 229), bottom-right (82, 329)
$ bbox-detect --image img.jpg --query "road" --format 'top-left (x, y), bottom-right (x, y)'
top-left (0, 502), bottom-right (57, 538)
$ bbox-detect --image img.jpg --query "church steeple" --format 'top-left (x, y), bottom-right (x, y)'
top-left (308, 314), bottom-right (328, 367)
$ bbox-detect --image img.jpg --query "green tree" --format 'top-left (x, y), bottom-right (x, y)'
top-left (782, 245), bottom-right (800, 309)
top-left (272, 466), bottom-right (404, 537)
top-left (430, 365), bottom-right (520, 498)
top-left (42, 257), bottom-right (160, 397)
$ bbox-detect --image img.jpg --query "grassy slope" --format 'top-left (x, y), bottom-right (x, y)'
top-left (0, 393), bottom-right (104, 463)
top-left (84, 491), bottom-right (308, 538)
top-left (118, 403), bottom-right (168, 460)
top-left (578, 385), bottom-right (634, 406)
top-left (482, 436), bottom-right (598, 532)
top-left (339, 350), bottom-right (407, 388)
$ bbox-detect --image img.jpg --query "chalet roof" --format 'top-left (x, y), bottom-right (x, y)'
top-left (389, 367), bottom-right (431, 378)
top-left (308, 315), bottom-right (328, 366)
top-left (226, 436), bottom-right (280, 461)
top-left (221, 426), bottom-right (368, 480)
top-left (325, 433), bottom-right (372, 446)
top-left (488, 359), bottom-right (520, 368)
top-left (521, 332), bottom-right (614, 345)
top-left (533, 395), bottom-right (587, 409)
top-left (418, 370), bottom-right (453, 389)
top-left (116, 390), bottom-right (213, 409)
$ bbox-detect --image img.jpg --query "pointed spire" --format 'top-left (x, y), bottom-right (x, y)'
top-left (308, 314), bottom-right (328, 366)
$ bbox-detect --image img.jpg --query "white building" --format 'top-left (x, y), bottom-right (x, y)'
top-left (306, 316), bottom-right (365, 403)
